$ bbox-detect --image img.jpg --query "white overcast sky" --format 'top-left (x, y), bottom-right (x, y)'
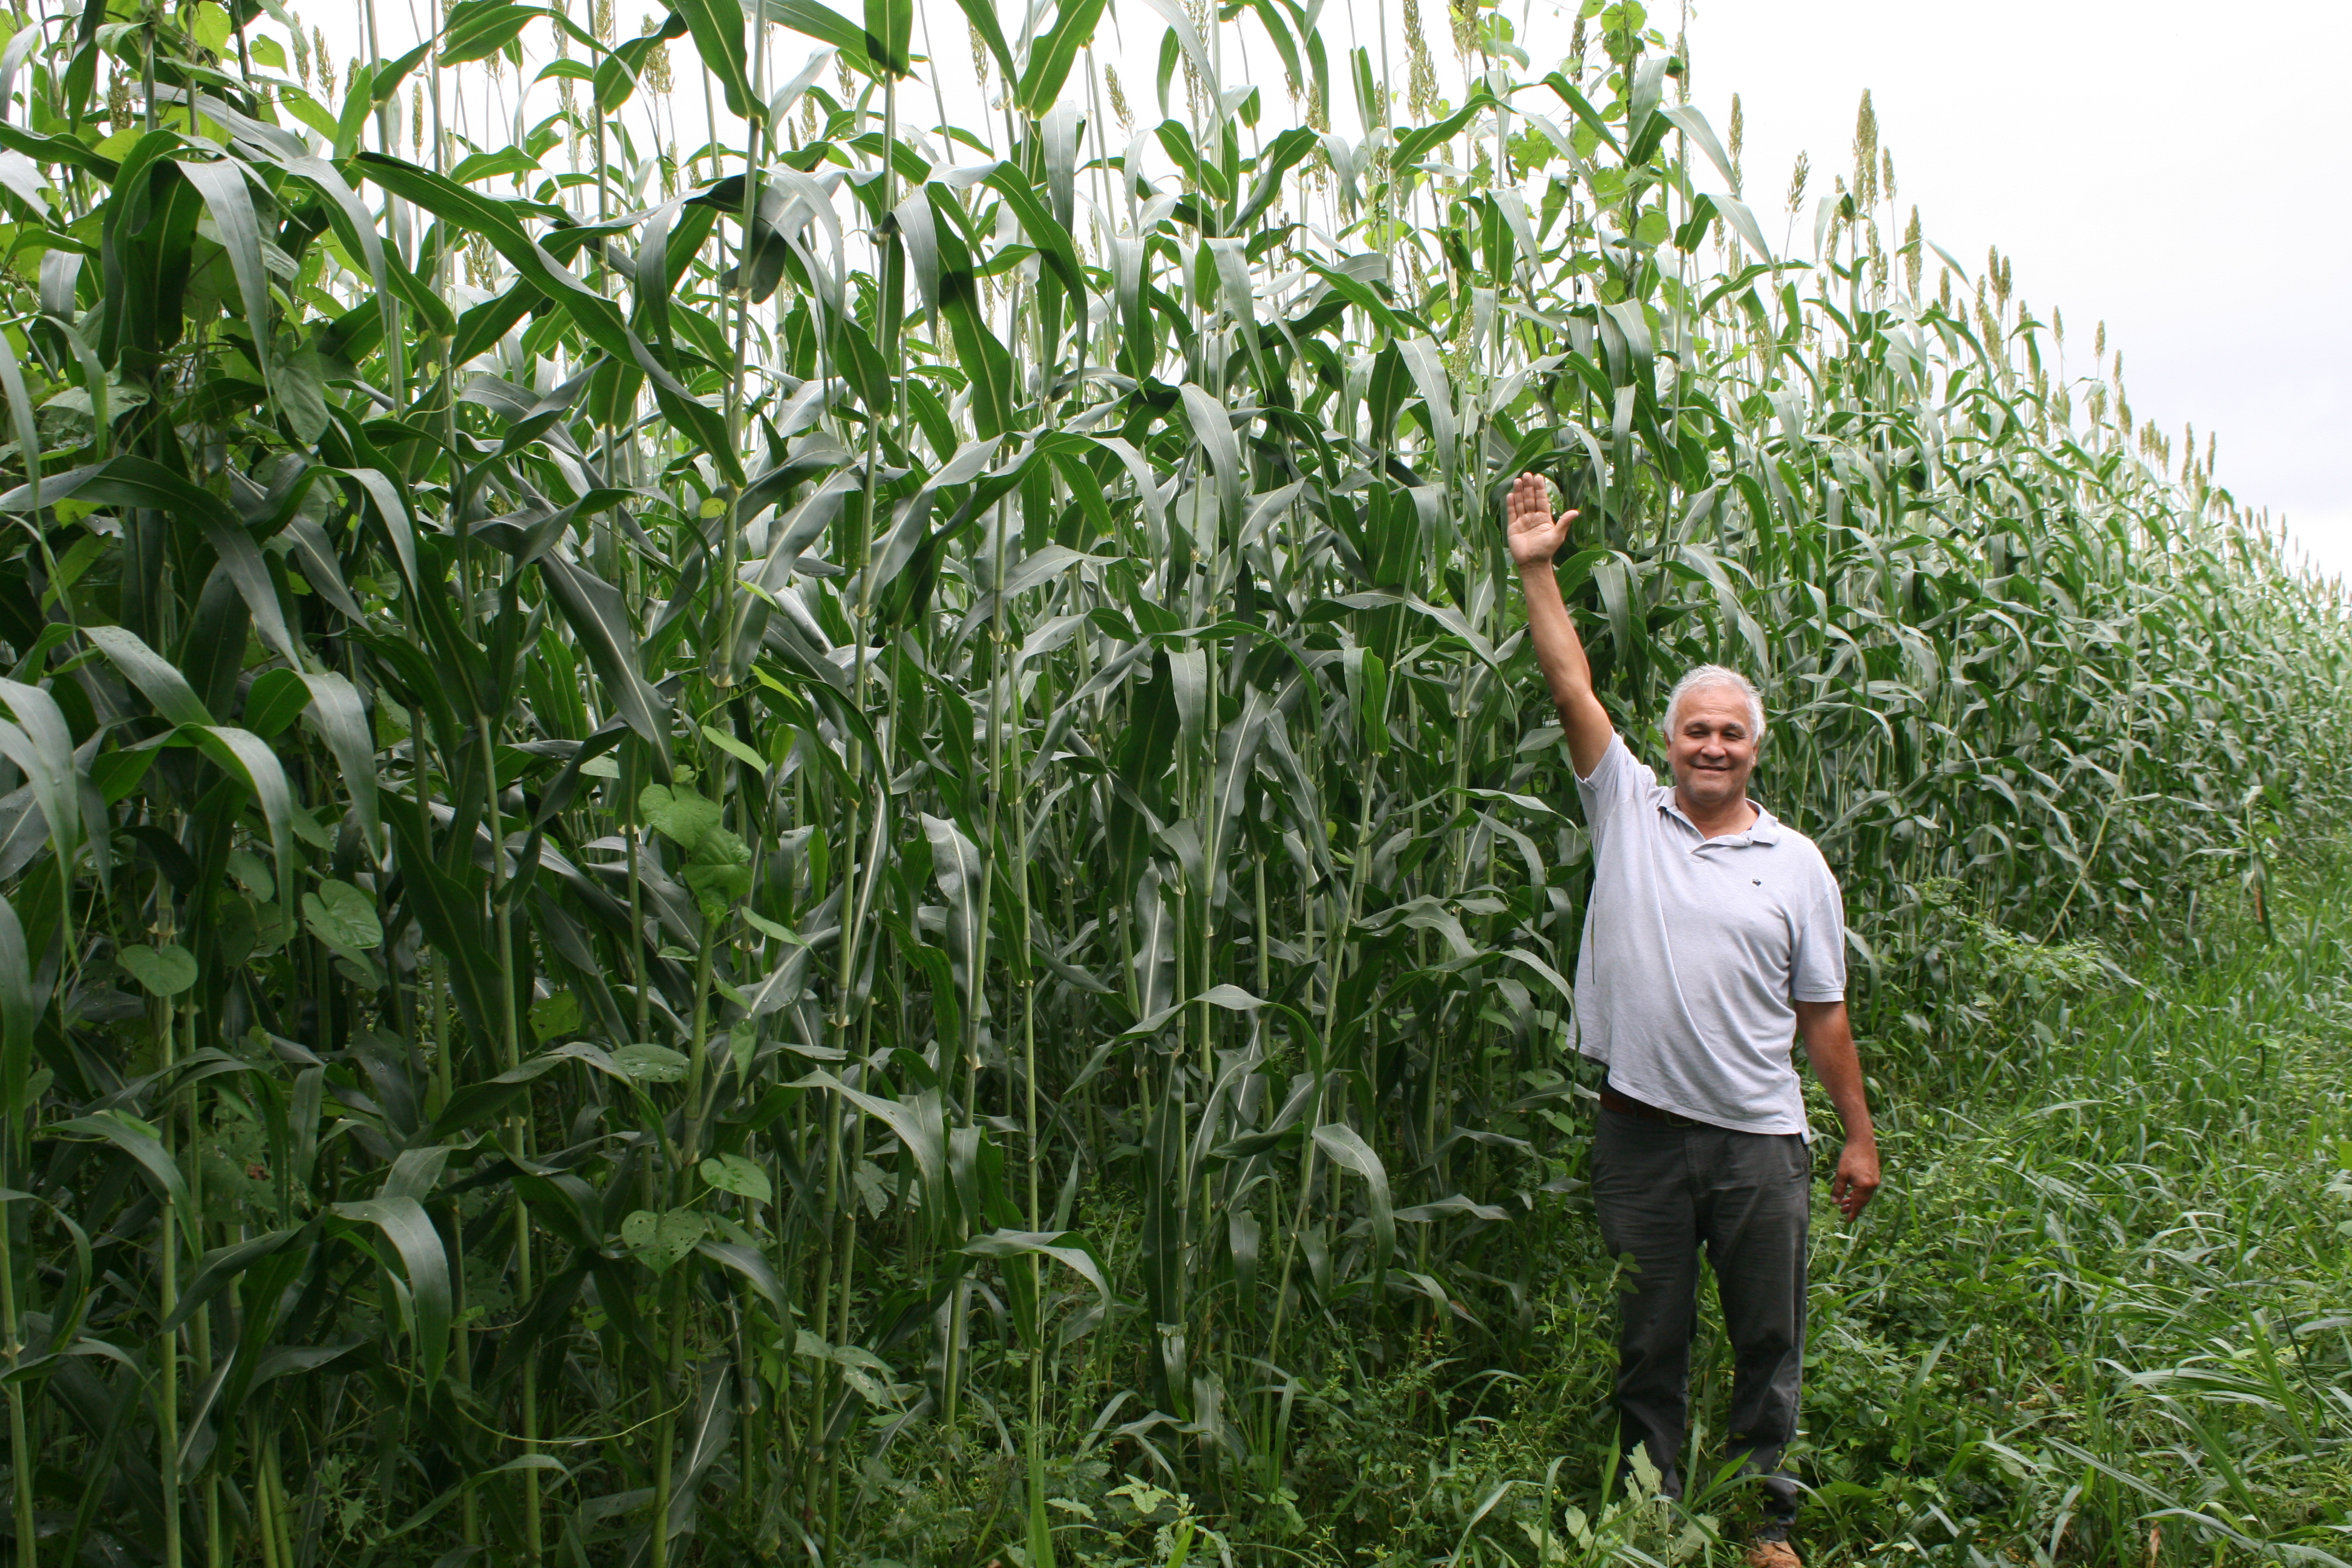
top-left (310, 0), bottom-right (2351, 580)
top-left (1667, 0), bottom-right (2352, 583)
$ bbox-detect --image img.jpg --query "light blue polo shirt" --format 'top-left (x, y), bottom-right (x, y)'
top-left (1571, 734), bottom-right (1846, 1136)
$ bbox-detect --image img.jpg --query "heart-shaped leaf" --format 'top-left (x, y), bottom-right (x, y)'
top-left (118, 943), bottom-right (198, 997)
top-left (528, 990), bottom-right (581, 1042)
top-left (639, 783), bottom-right (724, 851)
top-left (302, 879), bottom-right (383, 951)
top-left (700, 1152), bottom-right (773, 1206)
top-left (684, 824), bottom-right (753, 913)
top-left (620, 1206), bottom-right (703, 1272)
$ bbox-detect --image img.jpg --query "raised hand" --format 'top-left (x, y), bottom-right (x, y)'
top-left (1506, 472), bottom-right (1612, 774)
top-left (1505, 471), bottom-right (1576, 568)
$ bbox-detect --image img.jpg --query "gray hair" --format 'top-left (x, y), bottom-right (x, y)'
top-left (1662, 665), bottom-right (1766, 742)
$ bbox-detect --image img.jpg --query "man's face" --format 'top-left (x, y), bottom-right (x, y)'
top-left (1667, 686), bottom-right (1760, 817)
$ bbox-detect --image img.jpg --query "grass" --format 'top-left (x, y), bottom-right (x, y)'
top-left (1805, 863), bottom-right (2352, 1568)
top-left (979, 841), bottom-right (2352, 1568)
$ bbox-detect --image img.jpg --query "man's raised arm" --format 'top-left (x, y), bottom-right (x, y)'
top-left (1507, 472), bottom-right (1615, 777)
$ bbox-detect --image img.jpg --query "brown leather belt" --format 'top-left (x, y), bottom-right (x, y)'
top-left (1598, 1082), bottom-right (1701, 1127)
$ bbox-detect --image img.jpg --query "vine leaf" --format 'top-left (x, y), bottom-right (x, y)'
top-left (700, 1153), bottom-right (773, 1205)
top-left (117, 942), bottom-right (198, 997)
top-left (302, 880), bottom-right (384, 952)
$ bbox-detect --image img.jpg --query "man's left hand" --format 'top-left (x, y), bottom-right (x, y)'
top-left (1830, 1138), bottom-right (1881, 1221)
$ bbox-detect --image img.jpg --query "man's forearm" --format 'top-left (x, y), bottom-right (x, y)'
top-left (1798, 999), bottom-right (1883, 1220)
top-left (1519, 563), bottom-right (1610, 773)
top-left (1796, 1002), bottom-right (1875, 1146)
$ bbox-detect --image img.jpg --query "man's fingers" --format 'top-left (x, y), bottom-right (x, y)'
top-left (1508, 475), bottom-right (1545, 523)
top-left (1830, 1149), bottom-right (1880, 1220)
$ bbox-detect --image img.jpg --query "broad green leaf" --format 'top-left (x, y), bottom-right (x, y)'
top-left (117, 943), bottom-right (198, 996)
top-left (528, 991), bottom-right (582, 1042)
top-left (298, 670), bottom-right (382, 857)
top-left (278, 88), bottom-right (341, 143)
top-left (861, 0), bottom-right (910, 75)
top-left (0, 316), bottom-right (42, 528)
top-left (540, 554), bottom-right (674, 768)
top-left (0, 893), bottom-right (34, 1118)
top-left (982, 165), bottom-right (1085, 301)
top-left (670, 0), bottom-right (761, 120)
top-left (701, 723), bottom-right (768, 774)
top-left (941, 279), bottom-right (1016, 438)
top-left (351, 153), bottom-right (743, 484)
top-left (5, 457), bottom-right (300, 664)
top-left (696, 1238), bottom-right (786, 1310)
top-left (83, 625), bottom-right (212, 727)
top-left (427, 1052), bottom-right (570, 1136)
top-left (610, 1044), bottom-right (690, 1083)
top-left (699, 1152), bottom-right (773, 1205)
top-left (195, 727), bottom-right (298, 912)
top-left (440, 0), bottom-right (550, 63)
top-left (45, 1112), bottom-right (197, 1243)
top-left (1014, 0), bottom-right (1104, 113)
top-left (302, 879), bottom-right (383, 951)
top-left (640, 783), bottom-right (724, 849)
top-left (0, 679), bottom-right (79, 872)
top-left (162, 1226), bottom-right (304, 1334)
top-left (682, 842), bottom-right (752, 914)
top-left (331, 1197), bottom-right (451, 1390)
top-left (243, 667), bottom-right (311, 739)
top-left (754, 0), bottom-right (872, 70)
top-left (961, 1227), bottom-right (1111, 1307)
top-left (177, 155), bottom-right (279, 413)
top-left (1313, 1123), bottom-right (1394, 1285)
top-left (620, 1206), bottom-right (703, 1271)
top-left (274, 347), bottom-right (331, 445)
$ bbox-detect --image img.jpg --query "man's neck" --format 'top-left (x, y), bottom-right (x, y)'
top-left (1676, 789), bottom-right (1760, 840)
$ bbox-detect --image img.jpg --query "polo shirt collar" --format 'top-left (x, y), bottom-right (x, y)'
top-left (1655, 788), bottom-right (1782, 846)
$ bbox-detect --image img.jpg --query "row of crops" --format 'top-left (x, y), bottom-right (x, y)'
top-left (0, 0), bottom-right (2343, 1561)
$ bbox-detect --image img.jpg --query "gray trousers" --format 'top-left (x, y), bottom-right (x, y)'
top-left (1592, 1104), bottom-right (1811, 1519)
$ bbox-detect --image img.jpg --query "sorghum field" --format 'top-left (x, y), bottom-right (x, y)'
top-left (0, 0), bottom-right (2343, 1563)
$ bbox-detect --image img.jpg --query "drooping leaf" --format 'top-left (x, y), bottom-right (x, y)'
top-left (1313, 1122), bottom-right (1394, 1287)
top-left (299, 671), bottom-right (383, 857)
top-left (669, 0), bottom-right (762, 120)
top-left (331, 1197), bottom-right (452, 1390)
top-left (1014, 0), bottom-right (1106, 114)
top-left (45, 1112), bottom-right (197, 1243)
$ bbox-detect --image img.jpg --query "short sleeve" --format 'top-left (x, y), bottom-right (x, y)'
top-left (1572, 734), bottom-right (1653, 853)
top-left (1789, 869), bottom-right (1847, 1002)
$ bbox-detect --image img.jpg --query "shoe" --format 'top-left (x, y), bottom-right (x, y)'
top-left (1743, 1537), bottom-right (1801, 1568)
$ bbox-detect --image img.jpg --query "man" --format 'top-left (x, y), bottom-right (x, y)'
top-left (1505, 472), bottom-right (1882, 1568)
